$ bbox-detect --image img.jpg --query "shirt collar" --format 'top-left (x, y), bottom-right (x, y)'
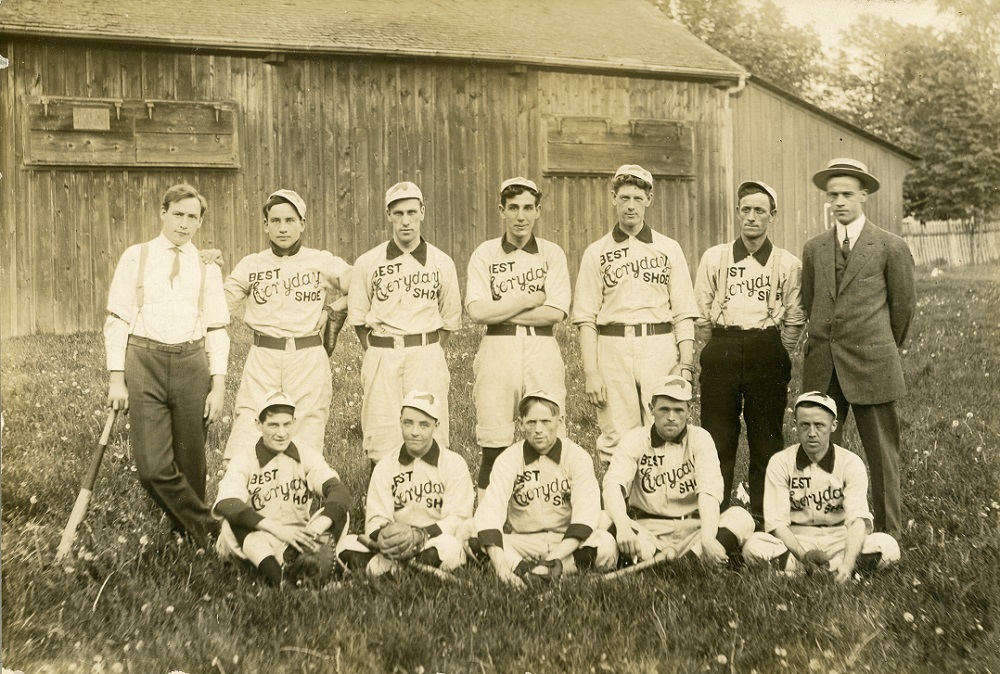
top-left (650, 424), bottom-right (687, 448)
top-left (836, 214), bottom-right (866, 244)
top-left (732, 236), bottom-right (773, 265)
top-left (153, 234), bottom-right (197, 254)
top-left (522, 438), bottom-right (562, 464)
top-left (398, 439), bottom-right (441, 466)
top-left (386, 237), bottom-right (428, 265)
top-left (255, 438), bottom-right (301, 467)
top-left (269, 238), bottom-right (302, 257)
top-left (500, 234), bottom-right (540, 254)
top-left (795, 444), bottom-right (836, 472)
top-left (612, 223), bottom-right (653, 244)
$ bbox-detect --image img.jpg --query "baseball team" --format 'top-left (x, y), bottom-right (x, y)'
top-left (104, 157), bottom-right (916, 588)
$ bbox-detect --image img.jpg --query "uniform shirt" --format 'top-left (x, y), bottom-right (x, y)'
top-left (348, 238), bottom-right (462, 336)
top-left (104, 235), bottom-right (230, 373)
top-left (572, 224), bottom-right (697, 342)
top-left (603, 423), bottom-right (724, 519)
top-left (213, 440), bottom-right (341, 526)
top-left (475, 438), bottom-right (600, 548)
top-left (694, 238), bottom-right (806, 334)
top-left (366, 441), bottom-right (474, 538)
top-left (225, 246), bottom-right (351, 338)
top-left (763, 443), bottom-right (874, 533)
top-left (465, 234), bottom-right (571, 317)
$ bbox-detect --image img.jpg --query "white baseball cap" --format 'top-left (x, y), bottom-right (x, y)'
top-left (650, 375), bottom-right (693, 402)
top-left (500, 176), bottom-right (539, 193)
top-left (737, 180), bottom-right (778, 210)
top-left (614, 164), bottom-right (653, 187)
top-left (401, 390), bottom-right (441, 420)
top-left (385, 181), bottom-right (424, 208)
top-left (266, 189), bottom-right (307, 219)
top-left (519, 389), bottom-right (563, 412)
top-left (794, 391), bottom-right (838, 418)
top-left (257, 390), bottom-right (296, 419)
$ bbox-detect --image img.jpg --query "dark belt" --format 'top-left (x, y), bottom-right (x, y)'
top-left (631, 507), bottom-right (700, 521)
top-left (253, 331), bottom-right (323, 351)
top-left (485, 324), bottom-right (554, 337)
top-left (712, 326), bottom-right (779, 334)
top-left (128, 335), bottom-right (205, 353)
top-left (368, 331), bottom-right (440, 348)
top-left (598, 322), bottom-right (673, 337)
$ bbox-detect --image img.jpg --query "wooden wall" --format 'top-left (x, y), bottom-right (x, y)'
top-left (1, 37), bottom-right (734, 337)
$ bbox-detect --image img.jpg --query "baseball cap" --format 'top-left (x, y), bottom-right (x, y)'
top-left (401, 390), bottom-right (441, 420)
top-left (613, 164), bottom-right (653, 187)
top-left (257, 390), bottom-right (296, 419)
top-left (794, 391), bottom-right (838, 418)
top-left (500, 176), bottom-right (539, 193)
top-left (267, 189), bottom-right (306, 219)
top-left (519, 389), bottom-right (563, 412)
top-left (649, 375), bottom-right (693, 402)
top-left (385, 181), bottom-right (424, 208)
top-left (737, 180), bottom-right (778, 210)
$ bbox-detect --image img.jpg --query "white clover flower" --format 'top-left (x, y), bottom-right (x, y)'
top-left (716, 655), bottom-right (728, 665)
top-left (165, 605), bottom-right (175, 614)
top-left (903, 612), bottom-right (915, 623)
top-left (774, 647), bottom-right (787, 657)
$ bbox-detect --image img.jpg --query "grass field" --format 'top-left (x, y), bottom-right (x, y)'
top-left (2, 266), bottom-right (999, 674)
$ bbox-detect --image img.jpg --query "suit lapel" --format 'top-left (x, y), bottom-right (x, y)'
top-left (840, 223), bottom-right (876, 290)
top-left (818, 229), bottom-right (837, 297)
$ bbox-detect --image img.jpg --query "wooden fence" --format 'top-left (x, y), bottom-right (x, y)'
top-left (902, 219), bottom-right (1000, 267)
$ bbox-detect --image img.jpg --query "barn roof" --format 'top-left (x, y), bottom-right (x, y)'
top-left (0, 0), bottom-right (745, 80)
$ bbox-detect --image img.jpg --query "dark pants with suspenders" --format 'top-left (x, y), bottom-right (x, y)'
top-left (699, 326), bottom-right (791, 520)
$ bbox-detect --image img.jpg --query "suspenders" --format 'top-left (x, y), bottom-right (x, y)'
top-left (129, 242), bottom-right (207, 333)
top-left (711, 243), bottom-right (783, 328)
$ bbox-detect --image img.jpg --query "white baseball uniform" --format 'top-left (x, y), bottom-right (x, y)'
top-left (573, 224), bottom-right (699, 461)
top-left (348, 238), bottom-right (462, 461)
top-left (223, 246), bottom-right (351, 459)
top-left (466, 234), bottom-right (571, 448)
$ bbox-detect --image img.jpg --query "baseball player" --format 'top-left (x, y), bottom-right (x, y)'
top-left (222, 189), bottom-right (352, 461)
top-left (694, 180), bottom-right (806, 525)
top-left (473, 392), bottom-right (618, 588)
top-left (573, 164), bottom-right (699, 464)
top-left (602, 376), bottom-right (754, 567)
top-left (348, 182), bottom-right (462, 464)
top-left (105, 183), bottom-right (230, 549)
top-left (743, 392), bottom-right (900, 582)
top-left (338, 391), bottom-right (475, 575)
top-left (466, 177), bottom-right (571, 496)
top-left (214, 391), bottom-right (351, 587)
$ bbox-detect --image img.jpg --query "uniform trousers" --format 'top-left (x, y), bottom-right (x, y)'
top-left (827, 370), bottom-right (902, 536)
top-left (125, 339), bottom-right (214, 547)
top-left (743, 525), bottom-right (900, 574)
top-left (699, 327), bottom-right (791, 518)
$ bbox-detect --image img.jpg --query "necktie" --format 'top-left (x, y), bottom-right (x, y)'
top-left (170, 246), bottom-right (181, 286)
top-left (841, 234), bottom-right (851, 259)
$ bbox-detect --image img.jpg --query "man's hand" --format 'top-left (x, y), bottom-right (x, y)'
top-left (669, 362), bottom-right (695, 383)
top-left (615, 523), bottom-right (641, 560)
top-left (835, 565), bottom-right (855, 584)
top-left (261, 521), bottom-right (321, 554)
top-left (107, 372), bottom-right (129, 412)
top-left (584, 371), bottom-right (608, 408)
top-left (200, 249), bottom-right (224, 267)
top-left (701, 538), bottom-right (729, 565)
top-left (204, 382), bottom-right (225, 423)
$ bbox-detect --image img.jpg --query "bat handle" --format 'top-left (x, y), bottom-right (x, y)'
top-left (82, 410), bottom-right (117, 490)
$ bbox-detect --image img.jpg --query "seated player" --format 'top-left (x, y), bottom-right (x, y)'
top-left (213, 391), bottom-right (351, 587)
top-left (602, 376), bottom-right (754, 567)
top-left (473, 391), bottom-right (618, 587)
top-left (743, 392), bottom-right (900, 581)
top-left (339, 391), bottom-right (475, 576)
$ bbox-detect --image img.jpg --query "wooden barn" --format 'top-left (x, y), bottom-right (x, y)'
top-left (0, 0), bottom-right (917, 338)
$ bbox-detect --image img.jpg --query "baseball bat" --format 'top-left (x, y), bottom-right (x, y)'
top-left (602, 546), bottom-right (677, 580)
top-left (55, 410), bottom-right (118, 562)
top-left (357, 533), bottom-right (463, 585)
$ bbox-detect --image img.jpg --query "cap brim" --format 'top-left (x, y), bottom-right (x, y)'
top-left (812, 169), bottom-right (880, 194)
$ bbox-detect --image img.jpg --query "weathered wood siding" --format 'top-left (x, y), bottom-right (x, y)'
top-left (731, 81), bottom-right (915, 256)
top-left (1, 37), bottom-right (734, 337)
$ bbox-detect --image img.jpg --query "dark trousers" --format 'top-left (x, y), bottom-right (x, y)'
top-left (125, 340), bottom-right (213, 547)
top-left (827, 370), bottom-right (901, 537)
top-left (699, 328), bottom-right (791, 518)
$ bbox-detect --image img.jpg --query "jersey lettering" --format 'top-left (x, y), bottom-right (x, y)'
top-left (601, 252), bottom-right (670, 288)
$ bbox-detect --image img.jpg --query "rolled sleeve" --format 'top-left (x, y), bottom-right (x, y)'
top-left (763, 453), bottom-right (792, 532)
top-left (439, 257), bottom-right (463, 332)
top-left (542, 243), bottom-right (572, 316)
top-left (571, 245), bottom-right (602, 328)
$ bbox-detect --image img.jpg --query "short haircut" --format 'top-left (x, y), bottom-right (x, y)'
top-left (162, 183), bottom-right (207, 217)
top-left (795, 401), bottom-right (835, 420)
top-left (500, 184), bottom-right (542, 207)
top-left (258, 404), bottom-right (295, 423)
top-left (518, 396), bottom-right (560, 419)
top-left (738, 184), bottom-right (776, 212)
top-left (262, 194), bottom-right (299, 219)
top-left (612, 174), bottom-right (652, 195)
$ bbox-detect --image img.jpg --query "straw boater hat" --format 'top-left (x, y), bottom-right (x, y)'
top-left (811, 158), bottom-right (880, 194)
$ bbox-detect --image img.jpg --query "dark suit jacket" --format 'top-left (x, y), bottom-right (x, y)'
top-left (801, 221), bottom-right (916, 405)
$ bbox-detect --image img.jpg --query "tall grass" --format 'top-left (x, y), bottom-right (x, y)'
top-left (2, 266), bottom-right (998, 673)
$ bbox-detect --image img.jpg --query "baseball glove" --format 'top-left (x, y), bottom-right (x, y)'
top-left (323, 308), bottom-right (348, 356)
top-left (283, 535), bottom-right (339, 587)
top-left (514, 558), bottom-right (563, 586)
top-left (377, 523), bottom-right (426, 561)
top-left (802, 549), bottom-right (831, 575)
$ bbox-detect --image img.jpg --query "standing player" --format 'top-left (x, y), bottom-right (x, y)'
top-left (801, 158), bottom-right (916, 536)
top-left (474, 392), bottom-right (618, 587)
top-left (694, 180), bottom-right (806, 525)
top-left (105, 183), bottom-right (230, 549)
top-left (466, 177), bottom-right (571, 496)
top-left (743, 392), bottom-right (900, 582)
top-left (573, 165), bottom-right (699, 464)
top-left (602, 376), bottom-right (754, 567)
top-left (348, 182), bottom-right (462, 464)
top-left (214, 391), bottom-right (352, 587)
top-left (338, 391), bottom-right (475, 575)
top-left (223, 189), bottom-right (352, 460)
